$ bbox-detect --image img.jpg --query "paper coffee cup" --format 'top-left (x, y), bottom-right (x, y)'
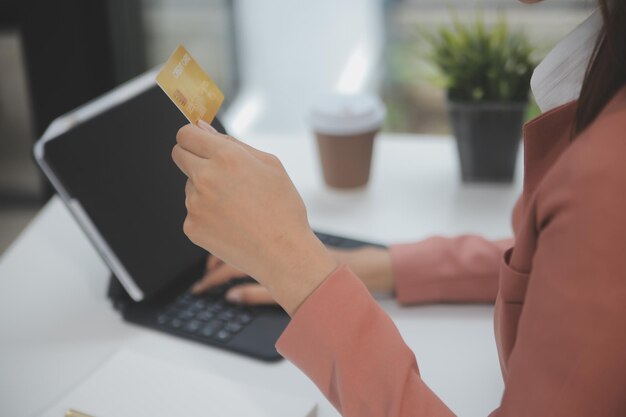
top-left (309, 93), bottom-right (386, 188)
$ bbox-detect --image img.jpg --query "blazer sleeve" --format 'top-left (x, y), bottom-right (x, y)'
top-left (276, 265), bottom-right (456, 417)
top-left (390, 236), bottom-right (513, 305)
top-left (491, 145), bottom-right (626, 415)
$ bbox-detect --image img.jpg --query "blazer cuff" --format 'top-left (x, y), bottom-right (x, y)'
top-left (276, 265), bottom-right (370, 381)
top-left (390, 240), bottom-right (445, 305)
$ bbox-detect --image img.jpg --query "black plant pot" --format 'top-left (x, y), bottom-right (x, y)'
top-left (447, 100), bottom-right (526, 183)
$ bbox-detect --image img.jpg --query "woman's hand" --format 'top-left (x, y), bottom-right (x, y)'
top-left (192, 255), bottom-right (276, 305)
top-left (171, 122), bottom-right (337, 315)
top-left (192, 246), bottom-right (394, 305)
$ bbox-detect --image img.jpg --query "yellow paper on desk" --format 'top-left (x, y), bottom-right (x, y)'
top-left (156, 44), bottom-right (224, 125)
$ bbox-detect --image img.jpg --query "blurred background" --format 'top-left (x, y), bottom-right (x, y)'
top-left (0, 0), bottom-right (594, 255)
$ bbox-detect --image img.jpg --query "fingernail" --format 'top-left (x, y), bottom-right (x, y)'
top-left (190, 283), bottom-right (202, 294)
top-left (226, 289), bottom-right (242, 304)
top-left (197, 120), bottom-right (217, 133)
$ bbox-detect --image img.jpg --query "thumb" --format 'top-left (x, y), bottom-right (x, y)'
top-left (226, 284), bottom-right (276, 305)
top-left (191, 263), bottom-right (245, 294)
top-left (197, 119), bottom-right (218, 132)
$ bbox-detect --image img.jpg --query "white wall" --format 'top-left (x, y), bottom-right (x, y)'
top-left (224, 0), bottom-right (386, 136)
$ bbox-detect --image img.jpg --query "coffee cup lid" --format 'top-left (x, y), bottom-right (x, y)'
top-left (309, 93), bottom-right (386, 136)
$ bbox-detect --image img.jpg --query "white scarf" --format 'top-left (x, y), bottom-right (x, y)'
top-left (530, 9), bottom-right (603, 113)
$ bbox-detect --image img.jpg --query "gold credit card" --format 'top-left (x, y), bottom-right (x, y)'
top-left (156, 44), bottom-right (224, 125)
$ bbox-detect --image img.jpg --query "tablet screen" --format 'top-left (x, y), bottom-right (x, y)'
top-left (43, 85), bottom-right (215, 299)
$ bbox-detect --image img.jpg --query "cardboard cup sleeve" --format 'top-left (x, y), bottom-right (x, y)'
top-left (309, 94), bottom-right (386, 189)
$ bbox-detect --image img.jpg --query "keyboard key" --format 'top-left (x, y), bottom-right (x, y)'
top-left (183, 320), bottom-right (202, 333)
top-left (218, 309), bottom-right (236, 321)
top-left (199, 320), bottom-right (223, 338)
top-left (238, 313), bottom-right (253, 324)
top-left (188, 305), bottom-right (202, 314)
top-left (214, 329), bottom-right (232, 343)
top-left (174, 298), bottom-right (194, 308)
top-left (165, 305), bottom-right (185, 315)
top-left (178, 293), bottom-right (195, 303)
top-left (225, 322), bottom-right (242, 333)
top-left (169, 318), bottom-right (183, 329)
top-left (156, 314), bottom-right (169, 325)
top-left (177, 310), bottom-right (196, 320)
top-left (196, 311), bottom-right (214, 321)
top-left (208, 302), bottom-right (225, 313)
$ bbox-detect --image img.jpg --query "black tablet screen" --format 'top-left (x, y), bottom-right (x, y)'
top-left (44, 85), bottom-right (220, 299)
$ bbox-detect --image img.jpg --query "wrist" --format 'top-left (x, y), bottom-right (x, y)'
top-left (332, 246), bottom-right (393, 293)
top-left (263, 230), bottom-right (338, 316)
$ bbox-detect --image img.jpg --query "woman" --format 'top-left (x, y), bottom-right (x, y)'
top-left (171, 0), bottom-right (626, 415)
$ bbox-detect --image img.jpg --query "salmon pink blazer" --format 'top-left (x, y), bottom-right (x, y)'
top-left (276, 86), bottom-right (626, 416)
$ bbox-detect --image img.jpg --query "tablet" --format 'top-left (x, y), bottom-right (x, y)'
top-left (35, 69), bottom-right (225, 301)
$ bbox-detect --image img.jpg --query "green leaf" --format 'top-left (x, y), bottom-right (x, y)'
top-left (420, 11), bottom-right (536, 102)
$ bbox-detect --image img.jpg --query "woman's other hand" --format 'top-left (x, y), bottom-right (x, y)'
top-left (172, 123), bottom-right (337, 315)
top-left (192, 246), bottom-right (394, 305)
top-left (333, 246), bottom-right (393, 293)
top-left (191, 255), bottom-right (276, 305)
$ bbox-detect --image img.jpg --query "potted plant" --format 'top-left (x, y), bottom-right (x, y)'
top-left (423, 16), bottom-right (536, 182)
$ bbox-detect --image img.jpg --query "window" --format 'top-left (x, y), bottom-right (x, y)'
top-left (141, 0), bottom-right (238, 103)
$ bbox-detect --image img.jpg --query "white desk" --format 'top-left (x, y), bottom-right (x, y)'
top-left (0, 133), bottom-right (522, 417)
